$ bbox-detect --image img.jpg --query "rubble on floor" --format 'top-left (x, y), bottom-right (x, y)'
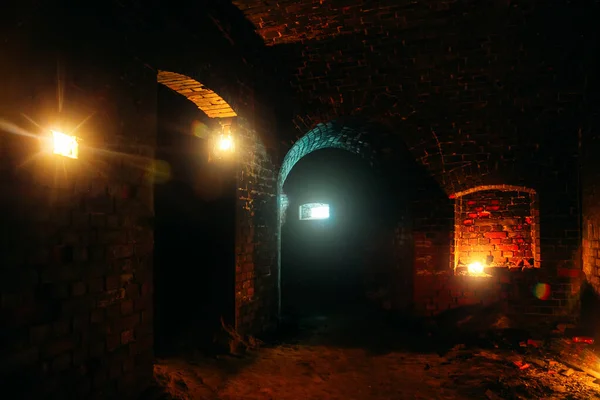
top-left (146, 308), bottom-right (600, 400)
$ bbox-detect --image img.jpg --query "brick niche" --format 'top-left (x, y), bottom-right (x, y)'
top-left (452, 185), bottom-right (540, 272)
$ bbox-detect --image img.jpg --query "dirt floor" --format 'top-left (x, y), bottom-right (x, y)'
top-left (148, 307), bottom-right (600, 400)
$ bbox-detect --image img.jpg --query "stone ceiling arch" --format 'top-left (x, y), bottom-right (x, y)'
top-left (157, 70), bottom-right (237, 118)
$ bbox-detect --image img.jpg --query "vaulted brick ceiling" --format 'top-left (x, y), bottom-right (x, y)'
top-left (232, 0), bottom-right (404, 45)
top-left (232, 0), bottom-right (588, 195)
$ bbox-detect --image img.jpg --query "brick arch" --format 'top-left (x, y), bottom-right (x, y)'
top-left (450, 184), bottom-right (537, 199)
top-left (278, 121), bottom-right (376, 191)
top-left (157, 70), bottom-right (237, 118)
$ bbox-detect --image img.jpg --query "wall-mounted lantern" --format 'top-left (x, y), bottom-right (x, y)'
top-left (210, 118), bottom-right (236, 160)
top-left (50, 130), bottom-right (79, 159)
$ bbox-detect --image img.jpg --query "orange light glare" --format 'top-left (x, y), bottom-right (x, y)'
top-left (467, 261), bottom-right (485, 275)
top-left (217, 134), bottom-right (234, 152)
top-left (51, 130), bottom-right (79, 159)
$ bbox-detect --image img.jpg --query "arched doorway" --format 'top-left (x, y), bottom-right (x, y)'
top-left (277, 120), bottom-right (414, 322)
top-left (281, 148), bottom-right (396, 317)
top-left (154, 71), bottom-right (237, 356)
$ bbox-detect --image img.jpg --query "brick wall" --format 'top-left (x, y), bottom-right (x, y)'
top-left (412, 168), bottom-right (455, 279)
top-left (453, 187), bottom-right (539, 270)
top-left (235, 117), bottom-right (279, 336)
top-left (391, 214), bottom-right (415, 310)
top-left (582, 117), bottom-right (600, 292)
top-left (109, 0), bottom-right (285, 341)
top-left (232, 0), bottom-right (594, 326)
top-left (413, 179), bottom-right (580, 319)
top-left (236, 1), bottom-right (587, 183)
top-left (0, 20), bottom-right (156, 400)
top-left (581, 6), bottom-right (600, 298)
top-left (413, 268), bottom-right (567, 317)
top-left (414, 274), bottom-right (505, 316)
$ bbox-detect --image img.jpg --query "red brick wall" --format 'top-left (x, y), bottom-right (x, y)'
top-left (453, 187), bottom-right (539, 270)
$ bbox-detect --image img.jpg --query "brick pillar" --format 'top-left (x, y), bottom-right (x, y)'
top-left (234, 122), bottom-right (278, 336)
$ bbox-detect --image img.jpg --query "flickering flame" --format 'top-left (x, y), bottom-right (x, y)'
top-left (51, 130), bottom-right (79, 159)
top-left (467, 261), bottom-right (485, 275)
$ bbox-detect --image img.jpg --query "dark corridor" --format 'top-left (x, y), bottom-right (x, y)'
top-left (281, 149), bottom-right (397, 318)
top-left (154, 85), bottom-right (236, 357)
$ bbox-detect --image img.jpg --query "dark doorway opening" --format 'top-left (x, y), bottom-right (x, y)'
top-left (281, 148), bottom-right (397, 320)
top-left (154, 84), bottom-right (236, 357)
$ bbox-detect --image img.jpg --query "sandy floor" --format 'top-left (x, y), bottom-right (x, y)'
top-left (151, 311), bottom-right (600, 400)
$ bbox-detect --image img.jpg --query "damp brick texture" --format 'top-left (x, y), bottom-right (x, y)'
top-left (0, 38), bottom-right (156, 400)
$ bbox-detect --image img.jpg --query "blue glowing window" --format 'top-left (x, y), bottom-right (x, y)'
top-left (299, 203), bottom-right (330, 220)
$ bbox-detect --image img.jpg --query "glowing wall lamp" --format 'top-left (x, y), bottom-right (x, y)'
top-left (209, 118), bottom-right (236, 160)
top-left (213, 120), bottom-right (235, 156)
top-left (217, 133), bottom-right (234, 152)
top-left (51, 130), bottom-right (79, 159)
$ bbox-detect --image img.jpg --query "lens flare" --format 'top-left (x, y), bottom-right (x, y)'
top-left (192, 120), bottom-right (209, 138)
top-left (533, 283), bottom-right (551, 300)
top-left (151, 160), bottom-right (172, 184)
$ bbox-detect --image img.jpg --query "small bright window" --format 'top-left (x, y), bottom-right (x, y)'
top-left (299, 203), bottom-right (330, 220)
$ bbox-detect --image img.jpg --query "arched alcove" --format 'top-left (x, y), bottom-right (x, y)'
top-left (450, 184), bottom-right (540, 274)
